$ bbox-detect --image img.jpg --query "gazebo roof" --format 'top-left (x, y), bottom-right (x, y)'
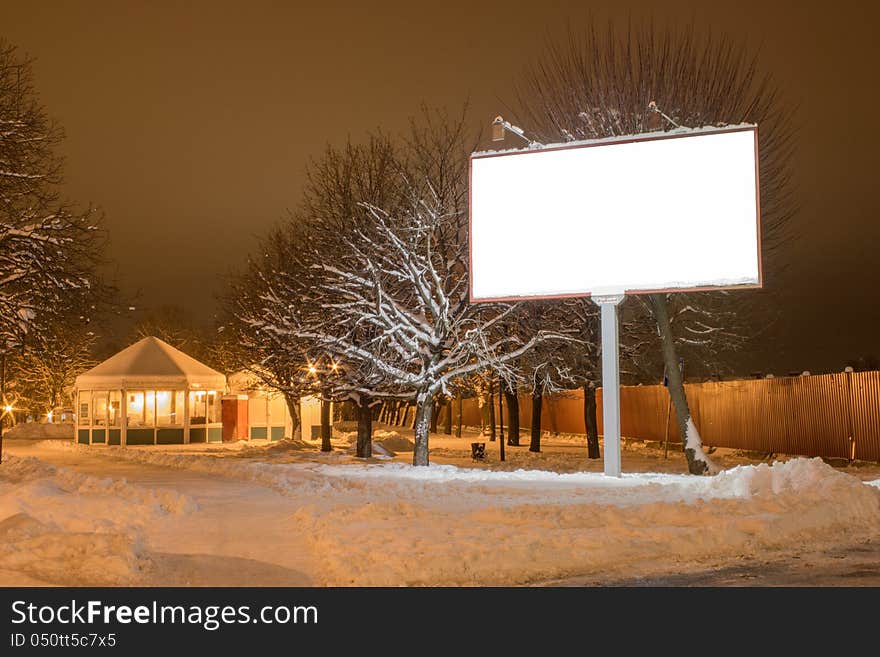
top-left (75, 336), bottom-right (227, 390)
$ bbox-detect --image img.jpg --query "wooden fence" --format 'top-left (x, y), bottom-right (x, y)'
top-left (459, 370), bottom-right (880, 461)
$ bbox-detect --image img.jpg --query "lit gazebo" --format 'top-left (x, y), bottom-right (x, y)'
top-left (74, 336), bottom-right (227, 445)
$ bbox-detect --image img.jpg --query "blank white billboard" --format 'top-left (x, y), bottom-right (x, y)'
top-left (469, 125), bottom-right (761, 301)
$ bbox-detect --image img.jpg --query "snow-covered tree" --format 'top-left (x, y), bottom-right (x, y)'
top-left (220, 225), bottom-right (321, 444)
top-left (295, 133), bottom-right (407, 456)
top-left (1, 41), bottom-right (106, 346)
top-left (471, 371), bottom-right (497, 440)
top-left (510, 23), bottom-right (794, 474)
top-left (555, 299), bottom-right (602, 458)
top-left (288, 111), bottom-right (567, 465)
top-left (492, 301), bottom-right (574, 453)
top-left (225, 135), bottom-right (406, 456)
top-left (549, 298), bottom-right (656, 459)
top-left (0, 41), bottom-right (111, 461)
top-left (9, 314), bottom-right (96, 419)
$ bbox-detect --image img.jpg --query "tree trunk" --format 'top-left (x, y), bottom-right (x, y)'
top-left (650, 294), bottom-right (717, 475)
top-left (504, 385), bottom-right (520, 446)
top-left (50, 389), bottom-right (60, 421)
top-left (284, 393), bottom-right (301, 440)
top-left (413, 394), bottom-right (433, 466)
top-left (488, 387), bottom-right (496, 441)
top-left (583, 382), bottom-right (600, 459)
top-left (456, 394), bottom-right (463, 438)
top-left (479, 393), bottom-right (491, 436)
top-left (356, 396), bottom-right (372, 458)
top-left (430, 396), bottom-right (440, 434)
top-left (409, 402), bottom-right (417, 430)
top-left (444, 397), bottom-right (453, 435)
top-left (320, 397), bottom-right (332, 452)
top-left (529, 392), bottom-right (542, 452)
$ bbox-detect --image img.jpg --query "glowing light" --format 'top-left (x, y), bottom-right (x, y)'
top-left (308, 366), bottom-right (317, 375)
top-left (3, 404), bottom-right (12, 414)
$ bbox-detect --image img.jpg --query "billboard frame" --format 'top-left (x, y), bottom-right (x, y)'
top-left (467, 124), bottom-right (762, 304)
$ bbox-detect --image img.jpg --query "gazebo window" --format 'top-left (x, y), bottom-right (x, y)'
top-left (189, 390), bottom-right (206, 424)
top-left (144, 391), bottom-right (156, 426)
top-left (78, 391), bottom-right (91, 423)
top-left (128, 391), bottom-right (147, 427)
top-left (189, 390), bottom-right (220, 425)
top-left (156, 390), bottom-right (184, 426)
top-left (93, 391), bottom-right (109, 426)
top-left (109, 391), bottom-right (121, 426)
top-left (207, 391), bottom-right (220, 423)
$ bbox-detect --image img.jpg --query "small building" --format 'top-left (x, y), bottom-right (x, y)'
top-left (227, 370), bottom-right (296, 441)
top-left (74, 336), bottom-right (226, 445)
top-left (225, 370), bottom-right (335, 441)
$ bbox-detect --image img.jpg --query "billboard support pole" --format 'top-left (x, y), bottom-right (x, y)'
top-left (594, 292), bottom-right (625, 477)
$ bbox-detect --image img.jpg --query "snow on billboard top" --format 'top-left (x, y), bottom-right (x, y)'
top-left (468, 124), bottom-right (761, 302)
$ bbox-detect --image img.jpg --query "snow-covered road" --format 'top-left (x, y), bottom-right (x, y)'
top-left (1, 440), bottom-right (314, 586)
top-left (2, 434), bottom-right (879, 586)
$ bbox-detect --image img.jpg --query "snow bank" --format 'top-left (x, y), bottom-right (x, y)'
top-left (0, 456), bottom-right (196, 516)
top-left (339, 434), bottom-right (393, 458)
top-left (340, 429), bottom-right (413, 456)
top-left (292, 458), bottom-right (880, 585)
top-left (252, 438), bottom-right (315, 454)
top-left (5, 422), bottom-right (74, 440)
top-left (373, 430), bottom-right (414, 453)
top-left (0, 454), bottom-right (195, 585)
top-left (370, 443), bottom-right (393, 458)
top-left (21, 442), bottom-right (880, 586)
top-left (35, 441), bottom-right (353, 497)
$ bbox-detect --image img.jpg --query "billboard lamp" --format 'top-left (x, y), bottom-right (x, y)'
top-left (491, 116), bottom-right (543, 148)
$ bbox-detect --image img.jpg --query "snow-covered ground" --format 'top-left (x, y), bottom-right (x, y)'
top-left (1, 427), bottom-right (879, 586)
